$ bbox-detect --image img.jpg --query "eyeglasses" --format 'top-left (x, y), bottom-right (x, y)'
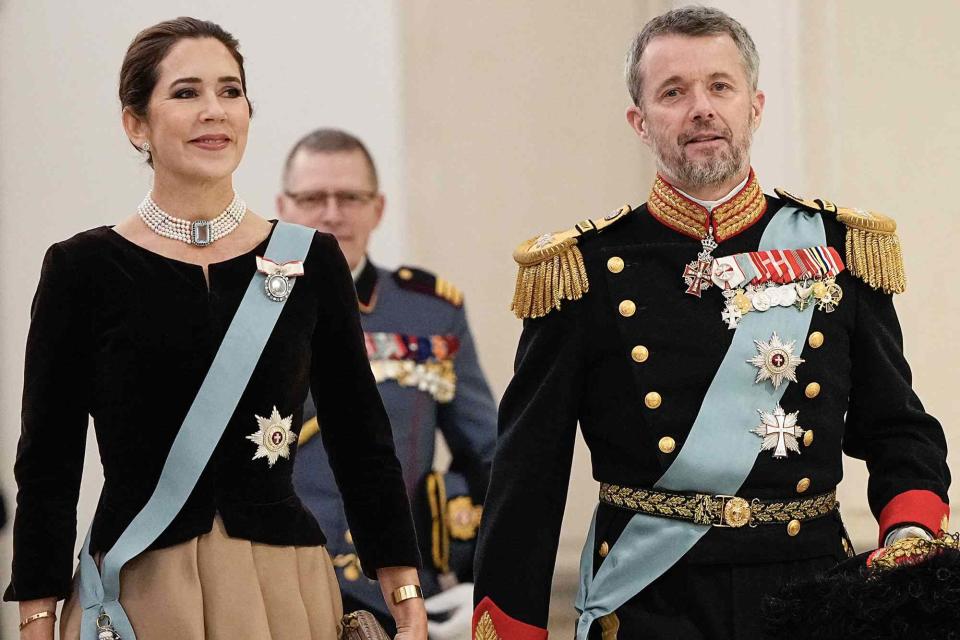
top-left (283, 189), bottom-right (378, 211)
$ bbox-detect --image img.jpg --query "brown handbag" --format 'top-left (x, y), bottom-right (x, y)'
top-left (340, 610), bottom-right (392, 640)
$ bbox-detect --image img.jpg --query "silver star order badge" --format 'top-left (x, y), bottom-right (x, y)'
top-left (246, 406), bottom-right (297, 467)
top-left (752, 405), bottom-right (805, 459)
top-left (748, 332), bottom-right (805, 388)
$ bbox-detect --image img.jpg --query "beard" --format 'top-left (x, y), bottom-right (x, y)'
top-left (650, 112), bottom-right (753, 189)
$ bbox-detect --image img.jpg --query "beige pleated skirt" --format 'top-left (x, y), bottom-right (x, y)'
top-left (61, 516), bottom-right (343, 640)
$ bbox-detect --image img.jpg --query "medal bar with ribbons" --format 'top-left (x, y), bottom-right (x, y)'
top-left (363, 332), bottom-right (461, 364)
top-left (712, 245), bottom-right (846, 329)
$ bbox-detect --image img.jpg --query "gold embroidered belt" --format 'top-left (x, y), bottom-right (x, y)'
top-left (599, 482), bottom-right (837, 528)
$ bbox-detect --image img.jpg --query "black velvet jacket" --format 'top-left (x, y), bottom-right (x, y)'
top-left (473, 195), bottom-right (950, 632)
top-left (4, 223), bottom-right (420, 602)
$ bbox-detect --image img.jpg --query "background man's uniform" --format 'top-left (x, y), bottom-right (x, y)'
top-left (472, 174), bottom-right (950, 639)
top-left (294, 258), bottom-right (497, 634)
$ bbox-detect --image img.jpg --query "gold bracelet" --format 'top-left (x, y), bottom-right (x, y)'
top-left (19, 610), bottom-right (56, 630)
top-left (392, 584), bottom-right (423, 604)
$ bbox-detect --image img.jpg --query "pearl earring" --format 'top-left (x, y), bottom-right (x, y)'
top-left (141, 142), bottom-right (151, 152)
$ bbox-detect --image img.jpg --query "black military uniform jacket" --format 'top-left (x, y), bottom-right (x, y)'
top-left (5, 223), bottom-right (419, 602)
top-left (472, 173), bottom-right (950, 637)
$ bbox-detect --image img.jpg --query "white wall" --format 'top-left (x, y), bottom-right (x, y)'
top-left (0, 2), bottom-right (407, 635)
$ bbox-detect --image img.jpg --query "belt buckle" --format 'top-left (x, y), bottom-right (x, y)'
top-left (711, 494), bottom-right (752, 528)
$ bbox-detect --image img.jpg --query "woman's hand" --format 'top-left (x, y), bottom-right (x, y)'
top-left (18, 598), bottom-right (57, 640)
top-left (376, 566), bottom-right (428, 640)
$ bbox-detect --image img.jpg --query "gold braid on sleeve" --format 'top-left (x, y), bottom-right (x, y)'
top-left (474, 611), bottom-right (501, 640)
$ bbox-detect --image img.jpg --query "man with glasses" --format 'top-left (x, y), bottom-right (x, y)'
top-left (278, 129), bottom-right (497, 639)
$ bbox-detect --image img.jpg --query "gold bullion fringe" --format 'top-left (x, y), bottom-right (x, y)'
top-left (844, 226), bottom-right (906, 294)
top-left (511, 244), bottom-right (588, 319)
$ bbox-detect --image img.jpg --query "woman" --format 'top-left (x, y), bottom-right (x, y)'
top-left (5, 17), bottom-right (427, 640)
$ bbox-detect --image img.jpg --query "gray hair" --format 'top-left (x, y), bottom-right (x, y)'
top-left (283, 128), bottom-right (379, 189)
top-left (625, 6), bottom-right (759, 106)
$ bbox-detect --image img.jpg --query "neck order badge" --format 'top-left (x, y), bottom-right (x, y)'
top-left (574, 205), bottom-right (825, 639)
top-left (78, 221), bottom-right (315, 640)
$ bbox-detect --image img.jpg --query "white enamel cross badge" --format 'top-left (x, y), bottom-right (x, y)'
top-left (247, 406), bottom-right (297, 467)
top-left (752, 405), bottom-right (806, 459)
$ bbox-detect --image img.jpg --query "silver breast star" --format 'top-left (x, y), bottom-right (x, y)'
top-left (748, 332), bottom-right (804, 389)
top-left (246, 406), bottom-right (297, 467)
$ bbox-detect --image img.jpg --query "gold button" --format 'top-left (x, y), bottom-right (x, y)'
top-left (343, 564), bottom-right (361, 581)
top-left (607, 257), bottom-right (624, 273)
top-left (805, 382), bottom-right (821, 399)
top-left (645, 392), bottom-right (662, 409)
top-left (803, 430), bottom-right (814, 447)
top-left (787, 519), bottom-right (802, 537)
top-left (658, 436), bottom-right (676, 453)
top-left (598, 541), bottom-right (610, 558)
top-left (841, 537), bottom-right (850, 553)
top-left (631, 345), bottom-right (649, 363)
top-left (618, 300), bottom-right (636, 317)
top-left (796, 477), bottom-right (811, 494)
top-left (808, 331), bottom-right (825, 349)
top-left (398, 268), bottom-right (413, 281)
top-left (344, 530), bottom-right (354, 545)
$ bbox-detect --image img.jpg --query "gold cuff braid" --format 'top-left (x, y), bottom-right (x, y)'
top-left (474, 611), bottom-right (501, 640)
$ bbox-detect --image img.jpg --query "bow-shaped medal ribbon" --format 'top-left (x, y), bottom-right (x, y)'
top-left (256, 256), bottom-right (305, 302)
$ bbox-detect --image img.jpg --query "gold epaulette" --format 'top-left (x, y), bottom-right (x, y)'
top-left (775, 188), bottom-right (906, 294)
top-left (511, 205), bottom-right (631, 319)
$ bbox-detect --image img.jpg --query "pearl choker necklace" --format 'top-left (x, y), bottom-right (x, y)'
top-left (137, 190), bottom-right (247, 247)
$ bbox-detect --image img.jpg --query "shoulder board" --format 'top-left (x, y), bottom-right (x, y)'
top-left (775, 188), bottom-right (905, 294)
top-left (511, 204), bottom-right (632, 319)
top-left (393, 266), bottom-right (463, 307)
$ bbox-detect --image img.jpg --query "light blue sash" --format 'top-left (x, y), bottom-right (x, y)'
top-left (574, 205), bottom-right (824, 639)
top-left (78, 221), bottom-right (315, 640)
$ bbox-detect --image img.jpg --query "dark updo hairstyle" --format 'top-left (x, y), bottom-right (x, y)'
top-left (119, 17), bottom-right (253, 165)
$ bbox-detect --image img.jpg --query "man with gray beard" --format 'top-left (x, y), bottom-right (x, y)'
top-left (472, 6), bottom-right (950, 640)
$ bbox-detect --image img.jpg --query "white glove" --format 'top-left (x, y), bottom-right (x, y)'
top-left (425, 582), bottom-right (474, 640)
top-left (884, 525), bottom-right (933, 546)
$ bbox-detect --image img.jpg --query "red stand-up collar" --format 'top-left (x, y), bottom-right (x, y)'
top-left (647, 169), bottom-right (767, 242)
